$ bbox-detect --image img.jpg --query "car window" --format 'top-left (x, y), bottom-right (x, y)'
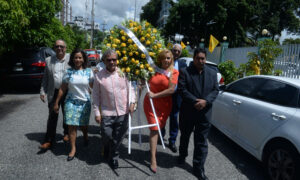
top-left (226, 78), bottom-right (265, 97)
top-left (253, 79), bottom-right (299, 107)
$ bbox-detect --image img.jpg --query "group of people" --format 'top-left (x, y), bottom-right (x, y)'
top-left (39, 39), bottom-right (219, 180)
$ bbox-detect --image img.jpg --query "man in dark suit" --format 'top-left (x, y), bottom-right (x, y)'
top-left (177, 48), bottom-right (219, 180)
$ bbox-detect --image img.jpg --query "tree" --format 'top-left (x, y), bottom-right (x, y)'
top-left (283, 38), bottom-right (300, 45)
top-left (163, 0), bottom-right (300, 47)
top-left (0, 0), bottom-right (88, 54)
top-left (140, 0), bottom-right (162, 27)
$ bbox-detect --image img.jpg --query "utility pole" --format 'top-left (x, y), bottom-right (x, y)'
top-left (90, 0), bottom-right (94, 48)
top-left (101, 22), bottom-right (107, 32)
top-left (134, 0), bottom-right (137, 22)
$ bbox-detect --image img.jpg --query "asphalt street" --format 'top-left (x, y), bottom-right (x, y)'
top-left (0, 88), bottom-right (266, 180)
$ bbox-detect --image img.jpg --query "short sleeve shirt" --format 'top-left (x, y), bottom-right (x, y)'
top-left (63, 68), bottom-right (94, 101)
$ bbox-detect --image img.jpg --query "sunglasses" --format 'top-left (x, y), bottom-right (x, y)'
top-left (55, 45), bottom-right (65, 49)
top-left (106, 58), bottom-right (117, 62)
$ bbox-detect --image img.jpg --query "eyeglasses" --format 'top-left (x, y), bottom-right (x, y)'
top-left (195, 57), bottom-right (205, 60)
top-left (106, 58), bottom-right (117, 62)
top-left (55, 45), bottom-right (65, 49)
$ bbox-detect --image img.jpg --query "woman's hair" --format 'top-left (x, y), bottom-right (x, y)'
top-left (157, 49), bottom-right (174, 84)
top-left (68, 49), bottom-right (88, 69)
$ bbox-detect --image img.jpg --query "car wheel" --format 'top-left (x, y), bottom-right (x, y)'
top-left (264, 142), bottom-right (300, 180)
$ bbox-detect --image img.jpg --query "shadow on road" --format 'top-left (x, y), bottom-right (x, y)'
top-left (208, 126), bottom-right (266, 180)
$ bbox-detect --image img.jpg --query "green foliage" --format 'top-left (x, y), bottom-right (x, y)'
top-left (218, 60), bottom-right (238, 84)
top-left (258, 39), bottom-right (283, 75)
top-left (180, 48), bottom-right (191, 57)
top-left (161, 0), bottom-right (300, 47)
top-left (283, 38), bottom-right (300, 45)
top-left (140, 0), bottom-right (162, 27)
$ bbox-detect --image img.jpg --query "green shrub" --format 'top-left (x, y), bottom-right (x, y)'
top-left (218, 60), bottom-right (238, 84)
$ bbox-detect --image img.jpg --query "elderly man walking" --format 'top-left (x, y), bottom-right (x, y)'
top-left (167, 44), bottom-right (187, 153)
top-left (39, 39), bottom-right (69, 150)
top-left (92, 49), bottom-right (136, 169)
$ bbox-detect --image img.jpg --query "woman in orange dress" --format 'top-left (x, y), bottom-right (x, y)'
top-left (143, 49), bottom-right (179, 173)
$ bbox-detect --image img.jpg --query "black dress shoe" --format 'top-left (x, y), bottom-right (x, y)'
top-left (67, 155), bottom-right (75, 161)
top-left (177, 156), bottom-right (185, 165)
top-left (168, 142), bottom-right (177, 153)
top-left (193, 169), bottom-right (208, 180)
top-left (109, 159), bottom-right (119, 169)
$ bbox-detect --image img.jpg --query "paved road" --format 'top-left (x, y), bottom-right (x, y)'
top-left (0, 89), bottom-right (266, 180)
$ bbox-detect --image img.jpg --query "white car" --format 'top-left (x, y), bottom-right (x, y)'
top-left (178, 57), bottom-right (224, 85)
top-left (211, 75), bottom-right (300, 180)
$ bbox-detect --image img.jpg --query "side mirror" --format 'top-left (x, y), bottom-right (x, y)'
top-left (219, 85), bottom-right (226, 91)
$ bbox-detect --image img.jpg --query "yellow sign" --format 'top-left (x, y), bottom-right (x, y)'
top-left (209, 35), bottom-right (219, 53)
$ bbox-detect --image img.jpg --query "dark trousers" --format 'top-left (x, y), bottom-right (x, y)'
top-left (100, 114), bottom-right (128, 161)
top-left (44, 89), bottom-right (68, 143)
top-left (179, 113), bottom-right (211, 171)
top-left (168, 91), bottom-right (182, 144)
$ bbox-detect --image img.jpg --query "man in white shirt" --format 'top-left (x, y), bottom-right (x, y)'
top-left (39, 39), bottom-right (70, 150)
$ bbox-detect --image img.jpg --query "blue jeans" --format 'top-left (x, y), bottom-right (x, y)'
top-left (168, 91), bottom-right (182, 144)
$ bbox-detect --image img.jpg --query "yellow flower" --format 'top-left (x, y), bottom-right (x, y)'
top-left (145, 22), bottom-right (150, 27)
top-left (153, 45), bottom-right (157, 50)
top-left (122, 50), bottom-right (126, 55)
top-left (149, 52), bottom-right (155, 57)
top-left (117, 60), bottom-right (119, 65)
top-left (133, 22), bottom-right (137, 26)
top-left (146, 33), bottom-right (150, 38)
top-left (257, 60), bottom-right (260, 65)
top-left (121, 68), bottom-right (125, 72)
top-left (131, 58), bottom-right (135, 63)
top-left (126, 67), bottom-right (130, 73)
top-left (151, 36), bottom-right (155, 40)
top-left (135, 51), bottom-right (139, 56)
top-left (109, 36), bottom-right (113, 40)
top-left (122, 56), bottom-right (128, 61)
top-left (141, 54), bottom-right (146, 59)
top-left (129, 23), bottom-right (133, 27)
top-left (140, 37), bottom-right (145, 42)
top-left (140, 64), bottom-right (144, 69)
top-left (147, 28), bottom-right (151, 33)
top-left (112, 44), bottom-right (117, 48)
top-left (153, 28), bottom-right (157, 33)
top-left (135, 70), bottom-right (140, 75)
top-left (121, 36), bottom-right (126, 41)
top-left (129, 52), bottom-right (133, 56)
top-left (148, 67), bottom-right (153, 72)
top-left (116, 50), bottom-right (121, 56)
top-left (146, 64), bottom-right (150, 68)
top-left (128, 39), bottom-right (133, 44)
top-left (106, 43), bottom-right (111, 47)
top-left (133, 44), bottom-right (138, 49)
top-left (111, 30), bottom-right (114, 34)
top-left (135, 60), bottom-right (139, 65)
top-left (138, 25), bottom-right (142, 30)
top-left (121, 43), bottom-right (126, 47)
top-left (133, 27), bottom-right (138, 32)
top-left (120, 30), bottom-right (124, 35)
top-left (146, 40), bottom-right (151, 45)
top-left (157, 43), bottom-right (162, 48)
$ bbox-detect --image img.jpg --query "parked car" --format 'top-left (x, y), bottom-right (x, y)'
top-left (178, 57), bottom-right (224, 85)
top-left (84, 49), bottom-right (100, 66)
top-left (0, 47), bottom-right (55, 89)
top-left (211, 75), bottom-right (300, 180)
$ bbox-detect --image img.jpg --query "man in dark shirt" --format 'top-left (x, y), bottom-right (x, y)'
top-left (177, 48), bottom-right (219, 180)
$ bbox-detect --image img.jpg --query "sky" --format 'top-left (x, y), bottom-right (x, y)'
top-left (69, 0), bottom-right (150, 31)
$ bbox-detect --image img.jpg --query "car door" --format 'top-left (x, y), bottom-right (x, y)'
top-left (212, 78), bottom-right (263, 138)
top-left (236, 78), bottom-right (298, 151)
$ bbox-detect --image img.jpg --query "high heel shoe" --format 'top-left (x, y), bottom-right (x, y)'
top-left (149, 165), bottom-right (157, 173)
top-left (67, 155), bottom-right (75, 161)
